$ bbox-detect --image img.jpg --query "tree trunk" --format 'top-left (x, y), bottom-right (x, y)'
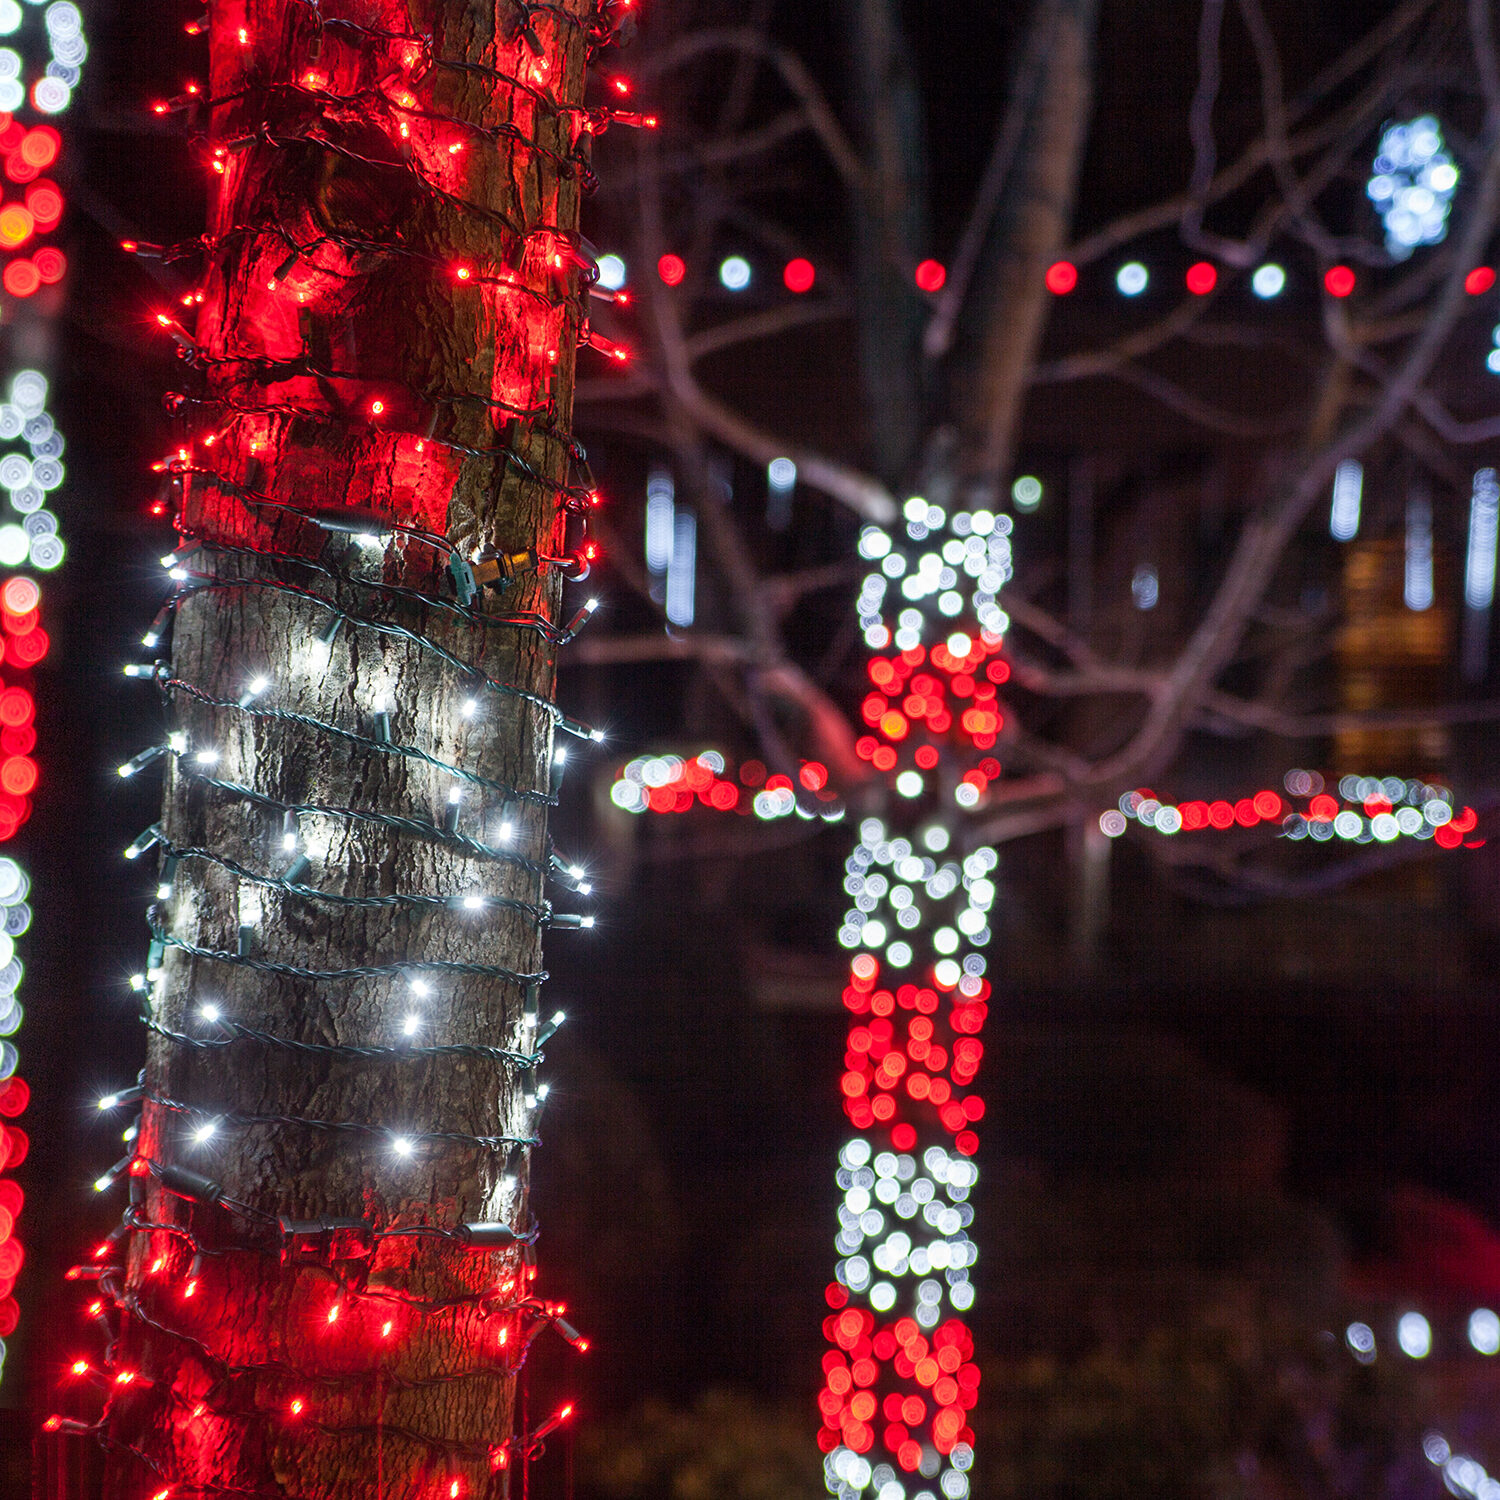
top-left (954, 0), bottom-right (1098, 504)
top-left (842, 0), bottom-right (932, 489)
top-left (101, 1), bottom-right (595, 1495)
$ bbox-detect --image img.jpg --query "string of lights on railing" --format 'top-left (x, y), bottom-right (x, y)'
top-left (43, 0), bottom-right (646, 1490)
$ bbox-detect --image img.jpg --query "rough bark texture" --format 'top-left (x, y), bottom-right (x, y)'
top-left (103, 1), bottom-right (592, 1495)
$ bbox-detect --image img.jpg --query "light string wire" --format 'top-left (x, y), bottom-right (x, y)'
top-left (46, 0), bottom-right (642, 1492)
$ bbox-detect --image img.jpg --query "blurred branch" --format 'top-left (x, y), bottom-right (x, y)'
top-left (1108, 360), bottom-right (1305, 438)
top-left (568, 632), bottom-right (750, 667)
top-left (923, 0), bottom-right (1058, 361)
top-left (1198, 692), bottom-right (1500, 737)
top-left (639, 28), bottom-right (867, 190)
top-left (1065, 11), bottom-right (1428, 268)
top-left (1470, 0), bottom-right (1500, 110)
top-left (685, 300), bottom-right (850, 363)
top-left (953, 0), bottom-right (1100, 497)
top-left (1089, 119), bottom-right (1500, 791)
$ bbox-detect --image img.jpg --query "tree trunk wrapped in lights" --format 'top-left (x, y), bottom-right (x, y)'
top-left (84, 2), bottom-right (618, 1495)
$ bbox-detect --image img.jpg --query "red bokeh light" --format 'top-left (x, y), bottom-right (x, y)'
top-left (1044, 260), bottom-right (1077, 295)
top-left (0, 205), bottom-right (31, 250)
top-left (1, 757), bottom-right (37, 796)
top-left (1252, 789), bottom-right (1282, 820)
top-left (18, 128), bottom-right (59, 171)
top-left (1185, 261), bottom-right (1217, 295)
top-left (914, 259), bottom-right (946, 293)
top-left (0, 689), bottom-right (32, 728)
top-left (656, 253), bottom-right (685, 286)
top-left (8, 629), bottom-right (47, 666)
top-left (1, 579), bottom-right (36, 616)
top-left (1324, 265), bottom-right (1356, 297)
top-left (2, 259), bottom-right (39, 298)
top-left (783, 257), bottom-right (816, 293)
top-left (25, 182), bottom-right (61, 229)
top-left (1466, 266), bottom-right (1496, 295)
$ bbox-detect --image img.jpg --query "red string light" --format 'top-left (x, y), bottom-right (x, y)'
top-left (783, 256), bottom-right (816, 293)
top-left (914, 259), bottom-right (945, 293)
top-left (1325, 264), bottom-right (1357, 297)
top-left (1043, 259), bottom-right (1077, 294)
top-left (1184, 260), bottom-right (1217, 295)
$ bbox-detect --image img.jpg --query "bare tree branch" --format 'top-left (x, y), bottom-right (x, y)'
top-left (923, 0), bottom-right (1058, 360)
top-left (1091, 119), bottom-right (1500, 790)
top-left (953, 0), bottom-right (1100, 497)
top-left (1198, 692), bottom-right (1500, 737)
top-left (1470, 0), bottom-right (1500, 110)
top-left (639, 28), bottom-right (868, 190)
top-left (568, 632), bottom-right (752, 668)
top-left (1065, 14), bottom-right (1430, 268)
top-left (685, 300), bottom-right (850, 363)
top-left (1107, 360), bottom-right (1306, 438)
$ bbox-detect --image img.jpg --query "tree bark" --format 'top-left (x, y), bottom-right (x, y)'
top-left (842, 0), bottom-right (932, 488)
top-left (101, 1), bottom-right (594, 1495)
top-left (953, 0), bottom-right (1098, 504)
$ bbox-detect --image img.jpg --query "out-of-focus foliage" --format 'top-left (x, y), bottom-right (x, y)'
top-left (578, 1388), bottom-right (827, 1500)
top-left (984, 1305), bottom-right (1432, 1500)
